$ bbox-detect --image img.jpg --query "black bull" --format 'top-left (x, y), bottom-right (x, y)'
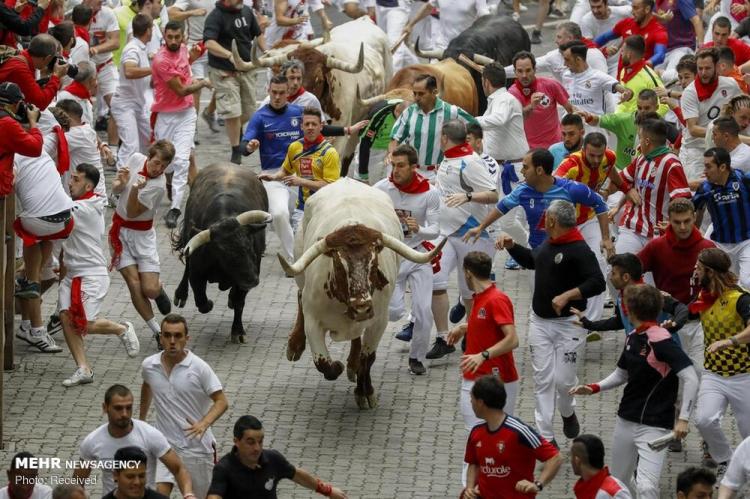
top-left (172, 163), bottom-right (271, 343)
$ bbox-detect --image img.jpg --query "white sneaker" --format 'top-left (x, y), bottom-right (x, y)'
top-left (519, 3), bottom-right (528, 11)
top-left (17, 322), bottom-right (30, 338)
top-left (18, 328), bottom-right (62, 353)
top-left (62, 367), bottom-right (94, 387)
top-left (119, 321), bottom-right (140, 358)
top-left (512, 12), bottom-right (520, 20)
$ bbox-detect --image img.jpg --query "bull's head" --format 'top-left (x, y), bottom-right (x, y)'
top-left (184, 210), bottom-right (272, 290)
top-left (278, 224), bottom-right (445, 321)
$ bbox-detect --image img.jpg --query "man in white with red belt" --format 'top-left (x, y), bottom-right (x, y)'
top-left (152, 20), bottom-right (211, 229)
top-left (109, 140), bottom-right (175, 348)
top-left (59, 163), bottom-right (140, 387)
top-left (374, 144), bottom-right (440, 376)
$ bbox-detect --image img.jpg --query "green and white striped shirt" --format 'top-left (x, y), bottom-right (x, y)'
top-left (390, 98), bottom-right (477, 168)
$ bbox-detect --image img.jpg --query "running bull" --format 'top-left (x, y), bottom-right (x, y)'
top-left (173, 163), bottom-right (271, 343)
top-left (279, 179), bottom-right (444, 409)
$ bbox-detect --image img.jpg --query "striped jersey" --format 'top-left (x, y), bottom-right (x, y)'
top-left (618, 148), bottom-right (691, 238)
top-left (693, 169), bottom-right (750, 244)
top-left (555, 148), bottom-right (616, 225)
top-left (390, 98), bottom-right (476, 170)
top-left (497, 177), bottom-right (608, 248)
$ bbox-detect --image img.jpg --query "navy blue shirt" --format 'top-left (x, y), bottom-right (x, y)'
top-left (693, 169), bottom-right (750, 244)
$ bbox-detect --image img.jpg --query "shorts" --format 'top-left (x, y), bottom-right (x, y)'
top-left (115, 227), bottom-right (160, 273)
top-left (208, 67), bottom-right (256, 120)
top-left (96, 62), bottom-right (118, 98)
top-left (156, 450), bottom-right (214, 499)
top-left (58, 274), bottom-right (110, 321)
top-left (432, 236), bottom-right (496, 300)
top-left (191, 51), bottom-right (209, 80)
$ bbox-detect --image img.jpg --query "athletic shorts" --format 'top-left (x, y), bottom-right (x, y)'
top-left (58, 274), bottom-right (110, 321)
top-left (96, 62), bottom-right (118, 98)
top-left (115, 227), bottom-right (160, 273)
top-left (191, 51), bottom-right (209, 80)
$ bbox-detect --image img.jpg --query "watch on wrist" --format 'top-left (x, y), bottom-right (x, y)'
top-left (481, 350), bottom-right (490, 360)
top-left (534, 480), bottom-right (544, 491)
top-left (730, 336), bottom-right (740, 346)
top-left (466, 191), bottom-right (473, 202)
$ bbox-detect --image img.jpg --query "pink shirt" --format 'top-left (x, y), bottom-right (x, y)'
top-left (508, 76), bottom-right (569, 149)
top-left (151, 45), bottom-right (193, 113)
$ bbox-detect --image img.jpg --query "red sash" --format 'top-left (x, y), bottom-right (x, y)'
top-left (69, 276), bottom-right (88, 335)
top-left (108, 212), bottom-right (153, 270)
top-left (421, 240), bottom-right (442, 274)
top-left (53, 125), bottom-right (70, 175)
top-left (13, 217), bottom-right (74, 247)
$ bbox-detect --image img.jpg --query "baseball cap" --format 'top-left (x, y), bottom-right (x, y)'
top-left (0, 82), bottom-right (24, 105)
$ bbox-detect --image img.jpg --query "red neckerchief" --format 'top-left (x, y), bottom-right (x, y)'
top-left (303, 134), bottom-right (324, 150)
top-left (634, 321), bottom-right (659, 334)
top-left (513, 78), bottom-right (538, 101)
top-left (288, 86), bottom-right (306, 102)
top-left (140, 159), bottom-right (159, 179)
top-left (688, 288), bottom-right (719, 314)
top-left (665, 225), bottom-right (704, 249)
top-left (619, 278), bottom-right (645, 317)
top-left (694, 75), bottom-right (719, 102)
top-left (620, 59), bottom-right (648, 83)
top-left (443, 142), bottom-right (474, 159)
top-left (52, 125), bottom-right (70, 175)
top-left (64, 81), bottom-right (92, 102)
top-left (74, 25), bottom-right (90, 44)
top-left (548, 227), bottom-right (584, 245)
top-left (390, 172), bottom-right (430, 193)
top-left (75, 190), bottom-right (97, 201)
top-left (573, 467), bottom-right (614, 499)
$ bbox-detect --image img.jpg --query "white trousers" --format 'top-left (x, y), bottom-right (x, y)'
top-left (715, 239), bottom-right (750, 290)
top-left (110, 99), bottom-right (150, 169)
top-left (263, 177), bottom-right (296, 262)
top-left (615, 228), bottom-right (654, 285)
top-left (568, 0), bottom-right (590, 25)
top-left (156, 450), bottom-right (214, 499)
top-left (678, 321), bottom-right (705, 377)
top-left (657, 47), bottom-right (694, 85)
top-left (376, 1), bottom-right (418, 71)
top-left (679, 146), bottom-right (705, 183)
top-left (695, 372), bottom-right (750, 463)
top-left (529, 313), bottom-right (586, 441)
top-left (610, 416), bottom-right (671, 499)
top-left (389, 258), bottom-right (433, 362)
top-left (580, 217), bottom-right (606, 321)
top-left (433, 236), bottom-right (496, 301)
top-left (154, 107), bottom-right (196, 211)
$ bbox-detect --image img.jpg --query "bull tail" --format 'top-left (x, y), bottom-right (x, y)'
top-left (171, 230), bottom-right (189, 263)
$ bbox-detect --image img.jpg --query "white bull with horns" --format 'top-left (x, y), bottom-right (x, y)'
top-left (279, 179), bottom-right (444, 409)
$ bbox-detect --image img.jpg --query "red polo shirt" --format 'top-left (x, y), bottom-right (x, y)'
top-left (703, 38), bottom-right (750, 65)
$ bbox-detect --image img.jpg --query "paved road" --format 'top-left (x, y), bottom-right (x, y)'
top-left (1, 4), bottom-right (746, 498)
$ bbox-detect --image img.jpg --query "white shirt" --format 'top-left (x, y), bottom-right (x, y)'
top-left (114, 37), bottom-right (152, 106)
top-left (431, 0), bottom-right (489, 48)
top-left (55, 90), bottom-right (94, 128)
top-left (141, 350), bottom-right (223, 454)
top-left (172, 0), bottom-right (215, 43)
top-left (89, 6), bottom-right (119, 65)
top-left (66, 125), bottom-right (107, 196)
top-left (79, 419), bottom-right (171, 494)
top-left (476, 87), bottom-right (528, 161)
top-left (731, 142), bottom-right (750, 171)
top-left (265, 0), bottom-right (310, 47)
top-left (373, 178), bottom-right (440, 248)
top-left (63, 195), bottom-right (108, 277)
top-left (580, 5), bottom-right (631, 77)
top-left (115, 152), bottom-right (167, 221)
top-left (722, 435), bottom-right (750, 492)
top-left (680, 76), bottom-right (742, 149)
top-left (65, 36), bottom-right (91, 87)
top-left (505, 44), bottom-right (609, 81)
top-left (259, 90), bottom-right (322, 112)
top-left (436, 149), bottom-right (498, 236)
top-left (562, 66), bottom-right (619, 115)
top-left (14, 151), bottom-right (74, 218)
top-left (125, 21), bottom-right (164, 57)
top-left (0, 485), bottom-right (52, 499)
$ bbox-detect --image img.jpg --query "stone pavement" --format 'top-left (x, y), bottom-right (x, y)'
top-left (1, 10), bottom-right (748, 499)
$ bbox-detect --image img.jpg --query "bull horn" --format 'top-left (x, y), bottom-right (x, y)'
top-left (357, 85), bottom-right (386, 107)
top-left (325, 43), bottom-right (365, 73)
top-left (414, 37), bottom-right (444, 60)
top-left (277, 238), bottom-right (328, 276)
top-left (236, 210), bottom-right (272, 226)
top-left (381, 234), bottom-right (447, 264)
top-left (251, 42), bottom-right (289, 68)
top-left (184, 229), bottom-right (211, 257)
top-left (473, 54), bottom-right (496, 65)
top-left (231, 39), bottom-right (255, 72)
top-left (300, 37), bottom-right (325, 49)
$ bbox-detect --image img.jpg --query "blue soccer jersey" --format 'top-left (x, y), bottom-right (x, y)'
top-left (242, 104), bottom-right (304, 171)
top-left (693, 169), bottom-right (750, 244)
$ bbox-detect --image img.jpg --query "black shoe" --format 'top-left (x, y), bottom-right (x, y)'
top-left (155, 288), bottom-right (172, 315)
top-left (425, 337), bottom-right (456, 360)
top-left (94, 116), bottom-right (108, 132)
top-left (230, 146), bottom-right (242, 165)
top-left (408, 358), bottom-right (426, 375)
top-left (15, 280), bottom-right (40, 299)
top-left (395, 322), bottom-right (413, 342)
top-left (530, 29), bottom-right (542, 44)
top-left (562, 412), bottom-right (580, 438)
top-left (702, 440), bottom-right (718, 468)
top-left (449, 300), bottom-right (466, 323)
top-left (164, 208), bottom-right (180, 229)
top-left (668, 439), bottom-right (683, 452)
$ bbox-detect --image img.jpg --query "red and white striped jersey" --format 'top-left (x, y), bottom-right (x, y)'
top-left (619, 150), bottom-right (691, 238)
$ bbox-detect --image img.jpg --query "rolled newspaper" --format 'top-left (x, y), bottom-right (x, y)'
top-left (648, 433), bottom-right (678, 452)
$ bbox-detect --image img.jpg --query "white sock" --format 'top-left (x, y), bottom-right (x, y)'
top-left (146, 318), bottom-right (160, 335)
top-left (31, 326), bottom-right (46, 337)
top-left (437, 330), bottom-right (448, 341)
top-left (20, 319), bottom-right (31, 330)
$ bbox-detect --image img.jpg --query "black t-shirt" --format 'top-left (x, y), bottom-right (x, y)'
top-left (203, 2), bottom-right (261, 72)
top-left (616, 328), bottom-right (693, 429)
top-left (102, 488), bottom-right (168, 499)
top-left (207, 448), bottom-right (296, 499)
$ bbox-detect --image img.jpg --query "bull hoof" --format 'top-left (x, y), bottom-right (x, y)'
top-left (286, 345), bottom-right (304, 362)
top-left (227, 296), bottom-right (234, 309)
top-left (198, 300), bottom-right (213, 313)
top-left (346, 367), bottom-right (356, 383)
top-left (316, 360), bottom-right (344, 380)
top-left (174, 292), bottom-right (187, 308)
top-left (356, 393), bottom-right (378, 410)
top-left (230, 333), bottom-right (245, 344)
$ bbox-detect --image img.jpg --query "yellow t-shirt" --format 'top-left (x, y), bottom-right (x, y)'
top-left (282, 138), bottom-right (340, 208)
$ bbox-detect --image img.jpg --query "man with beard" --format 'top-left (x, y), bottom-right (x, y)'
top-left (580, 0), bottom-right (632, 77)
top-left (594, 0), bottom-right (668, 67)
top-left (508, 51), bottom-right (574, 150)
top-left (549, 114), bottom-right (586, 168)
top-left (0, 452), bottom-right (53, 499)
top-left (680, 48), bottom-right (741, 181)
top-left (73, 385), bottom-right (194, 496)
top-left (616, 36), bottom-right (667, 114)
top-left (151, 21), bottom-right (211, 229)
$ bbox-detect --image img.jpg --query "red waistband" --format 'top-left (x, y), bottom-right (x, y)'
top-left (108, 212), bottom-right (153, 270)
top-left (96, 59), bottom-right (113, 72)
top-left (13, 217), bottom-right (74, 247)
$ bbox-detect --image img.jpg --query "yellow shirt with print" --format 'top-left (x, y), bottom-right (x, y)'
top-left (281, 138), bottom-right (341, 208)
